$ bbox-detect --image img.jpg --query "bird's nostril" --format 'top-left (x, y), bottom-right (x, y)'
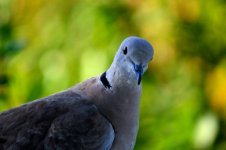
top-left (134, 64), bottom-right (142, 72)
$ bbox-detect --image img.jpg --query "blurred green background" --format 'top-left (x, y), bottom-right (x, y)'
top-left (1, 0), bottom-right (226, 149)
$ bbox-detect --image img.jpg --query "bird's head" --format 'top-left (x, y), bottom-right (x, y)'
top-left (112, 36), bottom-right (154, 85)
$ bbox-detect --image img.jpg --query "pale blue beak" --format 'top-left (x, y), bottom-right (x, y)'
top-left (134, 64), bottom-right (143, 85)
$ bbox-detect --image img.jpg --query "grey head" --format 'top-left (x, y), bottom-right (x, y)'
top-left (110, 36), bottom-right (154, 86)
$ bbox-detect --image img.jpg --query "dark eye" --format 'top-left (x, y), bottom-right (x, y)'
top-left (123, 46), bottom-right (127, 55)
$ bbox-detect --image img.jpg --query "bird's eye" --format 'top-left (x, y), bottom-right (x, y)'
top-left (123, 47), bottom-right (127, 55)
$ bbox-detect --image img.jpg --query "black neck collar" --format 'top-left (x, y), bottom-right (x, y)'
top-left (100, 71), bottom-right (112, 89)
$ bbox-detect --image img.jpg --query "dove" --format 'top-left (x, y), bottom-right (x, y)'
top-left (0, 36), bottom-right (154, 150)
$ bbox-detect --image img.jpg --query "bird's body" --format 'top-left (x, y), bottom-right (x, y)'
top-left (0, 36), bottom-right (154, 150)
top-left (0, 87), bottom-right (114, 150)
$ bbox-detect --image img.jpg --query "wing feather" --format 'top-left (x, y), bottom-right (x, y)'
top-left (0, 90), bottom-right (114, 150)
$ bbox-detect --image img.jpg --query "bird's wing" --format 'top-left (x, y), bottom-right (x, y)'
top-left (0, 90), bottom-right (114, 150)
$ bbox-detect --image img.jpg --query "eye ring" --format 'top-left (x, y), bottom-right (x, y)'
top-left (123, 46), bottom-right (127, 55)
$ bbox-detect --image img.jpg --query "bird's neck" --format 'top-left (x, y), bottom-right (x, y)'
top-left (100, 66), bottom-right (141, 150)
top-left (75, 65), bottom-right (142, 150)
top-left (106, 62), bottom-right (138, 89)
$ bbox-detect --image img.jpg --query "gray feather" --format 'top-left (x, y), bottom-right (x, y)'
top-left (0, 90), bottom-right (114, 150)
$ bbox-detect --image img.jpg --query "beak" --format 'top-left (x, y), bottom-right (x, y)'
top-left (134, 64), bottom-right (143, 85)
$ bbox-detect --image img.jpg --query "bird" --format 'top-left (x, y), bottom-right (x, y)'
top-left (0, 36), bottom-right (154, 150)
